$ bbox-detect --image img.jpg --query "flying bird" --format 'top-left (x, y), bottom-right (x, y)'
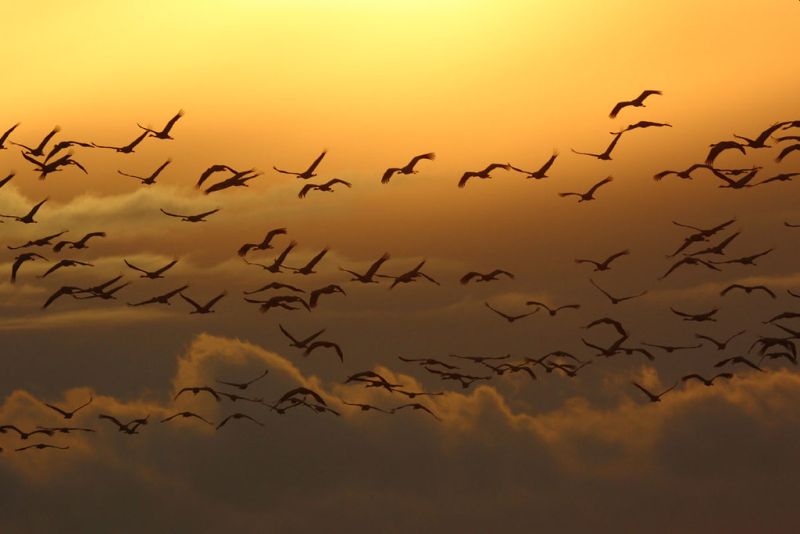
top-left (709, 249), bottom-right (773, 266)
top-left (308, 284), bottom-right (346, 308)
top-left (273, 150), bottom-right (327, 179)
top-left (695, 331), bottom-right (745, 350)
top-left (21, 152), bottom-right (86, 179)
top-left (641, 342), bottom-right (702, 353)
top-left (237, 228), bottom-right (288, 257)
top-left (244, 295), bottom-right (310, 313)
top-left (776, 143), bottom-right (800, 163)
top-left (0, 172), bottom-right (15, 190)
top-left (160, 208), bottom-right (220, 222)
top-left (459, 269), bottom-right (514, 284)
top-left (392, 403), bottom-right (441, 421)
top-left (42, 396), bottom-right (93, 419)
top-left (653, 163), bottom-right (713, 182)
top-left (507, 151), bottom-right (558, 180)
top-left (98, 414), bottom-right (149, 434)
top-left (118, 159), bottom-right (171, 185)
top-left (681, 373), bottom-right (734, 386)
top-left (589, 279), bottom-right (647, 304)
top-left (243, 241), bottom-right (297, 273)
top-left (161, 411), bottom-right (214, 425)
top-left (457, 163), bottom-right (512, 188)
top-left (525, 301), bottom-right (580, 316)
top-left (340, 253), bottom-right (391, 283)
top-left (124, 259), bottom-right (178, 279)
top-left (39, 259), bottom-right (93, 278)
top-left (286, 247), bottom-right (329, 275)
top-left (0, 122), bottom-right (21, 150)
top-left (631, 381), bottom-right (676, 402)
top-left (180, 291), bottom-right (227, 314)
top-left (298, 178), bottom-right (351, 198)
top-left (671, 307), bottom-right (719, 322)
top-left (714, 356), bottom-right (764, 372)
top-left (216, 413), bottom-right (263, 430)
top-left (278, 324), bottom-right (326, 349)
top-left (609, 90), bottom-right (662, 118)
top-left (342, 402), bottom-right (393, 414)
top-left (574, 250), bottom-right (630, 272)
top-left (755, 172), bottom-right (800, 186)
top-left (706, 140), bottom-right (746, 165)
top-left (377, 260), bottom-right (440, 289)
top-left (128, 285), bottom-right (189, 307)
top-left (381, 152), bottom-right (436, 183)
top-left (304, 340), bottom-right (344, 362)
top-left (611, 121), bottom-right (671, 134)
top-left (217, 369), bottom-right (269, 390)
top-left (15, 444), bottom-right (70, 452)
top-left (52, 232), bottom-right (106, 252)
top-left (559, 176), bottom-right (614, 202)
top-left (659, 256), bottom-right (721, 280)
top-left (720, 284), bottom-right (776, 298)
top-left (571, 134), bottom-right (623, 161)
top-left (173, 386), bottom-right (221, 402)
top-left (92, 130), bottom-right (149, 153)
top-left (195, 164), bottom-right (239, 189)
top-left (8, 230), bottom-right (68, 250)
top-left (138, 110), bottom-right (184, 139)
top-left (484, 302), bottom-right (537, 323)
top-left (244, 282), bottom-right (305, 296)
top-left (0, 197), bottom-right (47, 224)
top-left (11, 253), bottom-right (47, 283)
top-left (11, 126), bottom-right (60, 156)
top-left (733, 122), bottom-right (785, 148)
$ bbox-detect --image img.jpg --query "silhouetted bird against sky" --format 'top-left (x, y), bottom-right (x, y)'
top-left (671, 307), bottom-right (718, 322)
top-left (714, 356), bottom-right (764, 373)
top-left (53, 231), bottom-right (106, 252)
top-left (244, 241), bottom-right (297, 273)
top-left (244, 294), bottom-right (310, 313)
top-left (309, 284), bottom-right (346, 308)
top-left (118, 159), bottom-right (171, 185)
top-left (377, 260), bottom-right (440, 289)
top-left (733, 122), bottom-right (785, 149)
top-left (244, 282), bottom-right (304, 296)
top-left (710, 167), bottom-right (759, 189)
top-left (340, 253), bottom-right (390, 283)
top-left (0, 172), bottom-right (15, 190)
top-left (631, 381), bottom-right (676, 402)
top-left (575, 250), bottom-right (629, 271)
top-left (161, 411), bottom-right (214, 425)
top-left (653, 163), bottom-right (712, 182)
top-left (484, 302), bottom-right (537, 323)
top-left (181, 291), bottom-right (227, 314)
top-left (659, 256), bottom-right (720, 280)
top-left (559, 176), bottom-right (613, 202)
top-left (681, 373), bottom-right (734, 386)
top-left (721, 284), bottom-right (776, 299)
top-left (710, 249), bottom-right (773, 266)
top-left (695, 331), bottom-right (745, 350)
top-left (39, 259), bottom-right (93, 278)
top-left (92, 130), bottom-right (149, 153)
top-left (457, 163), bottom-right (512, 188)
top-left (343, 401), bottom-right (393, 414)
top-left (392, 403), bottom-right (441, 421)
top-left (279, 324), bottom-right (325, 349)
top-left (687, 232), bottom-right (740, 256)
top-left (204, 170), bottom-right (261, 194)
top-left (11, 126), bottom-right (60, 156)
top-left (571, 134), bottom-right (623, 160)
top-left (508, 150), bottom-right (558, 179)
top-left (755, 172), bottom-right (800, 186)
top-left (160, 208), bottom-right (220, 222)
top-left (0, 197), bottom-right (47, 224)
top-left (525, 300), bottom-right (580, 316)
top-left (611, 120), bottom-right (671, 134)
top-left (196, 164), bottom-right (239, 189)
top-left (398, 356), bottom-right (459, 370)
top-left (589, 278), bottom-right (647, 304)
top-left (22, 151), bottom-right (86, 179)
top-left (237, 228), bottom-right (288, 257)
top-left (286, 247), bottom-right (328, 275)
top-left (44, 139), bottom-right (93, 162)
top-left (273, 150), bottom-right (327, 179)
top-left (42, 396), bottom-right (92, 419)
top-left (0, 122), bottom-right (20, 150)
top-left (381, 153), bottom-right (436, 184)
top-left (15, 443), bottom-right (70, 452)
top-left (609, 90), bottom-right (662, 118)
top-left (706, 140), bottom-right (746, 165)
top-left (460, 269), bottom-right (513, 284)
top-left (305, 340), bottom-right (344, 362)
top-left (776, 143), bottom-right (800, 163)
top-left (216, 413), bottom-right (263, 430)
top-left (277, 387), bottom-right (327, 407)
top-left (299, 178), bottom-right (351, 198)
top-left (217, 368), bottom-right (269, 390)
top-left (43, 285), bottom-right (87, 309)
top-left (128, 285), bottom-right (189, 307)
top-left (8, 230), bottom-right (67, 250)
top-left (641, 342), bottom-right (702, 353)
top-left (138, 110), bottom-right (184, 139)
top-left (98, 414), bottom-right (149, 434)
top-left (11, 252), bottom-right (47, 283)
top-left (124, 259), bottom-right (178, 279)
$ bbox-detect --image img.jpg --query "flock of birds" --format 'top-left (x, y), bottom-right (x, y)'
top-left (1, 90), bottom-right (799, 454)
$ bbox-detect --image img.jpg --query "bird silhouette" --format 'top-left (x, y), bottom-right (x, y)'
top-left (237, 228), bottom-right (288, 257)
top-left (589, 279), bottom-right (647, 304)
top-left (733, 122), bottom-right (785, 148)
top-left (720, 284), bottom-right (776, 298)
top-left (457, 163), bottom-right (512, 188)
top-left (244, 295), bottom-right (310, 313)
top-left (160, 208), bottom-right (220, 222)
top-left (195, 164), bottom-right (239, 188)
top-left (118, 159), bottom-right (171, 185)
top-left (687, 232), bottom-right (740, 256)
top-left (278, 324), bottom-right (326, 349)
top-left (681, 373), bottom-right (734, 386)
top-left (571, 134), bottom-right (623, 161)
top-left (559, 176), bottom-right (614, 202)
top-left (653, 163), bottom-right (713, 182)
top-left (42, 396), bottom-right (93, 419)
top-left (216, 413), bottom-right (263, 430)
top-left (609, 90), bottom-right (662, 118)
top-left (611, 121), bottom-right (671, 134)
top-left (343, 401), bottom-right (393, 414)
top-left (459, 269), bottom-right (513, 284)
top-left (671, 307), bottom-right (719, 322)
top-left (381, 153), bottom-right (436, 183)
top-left (659, 256), bottom-right (721, 280)
top-left (709, 249), bottom-right (773, 266)
top-left (11, 126), bottom-right (60, 156)
top-left (706, 140), bottom-right (746, 165)
top-left (0, 122), bottom-right (20, 150)
top-left (180, 291), bottom-right (227, 314)
top-left (776, 143), bottom-right (800, 163)
top-left (574, 250), bottom-right (629, 271)
top-left (92, 130), bottom-right (149, 153)
top-left (392, 403), bottom-right (441, 421)
top-left (273, 150), bottom-right (327, 179)
top-left (298, 178), bottom-right (352, 198)
top-left (755, 172), bottom-right (800, 186)
top-left (244, 282), bottom-right (305, 296)
top-left (377, 260), bottom-right (440, 289)
top-left (508, 151), bottom-right (558, 179)
top-left (8, 230), bottom-right (68, 250)
top-left (308, 284), bottom-right (346, 308)
top-left (695, 331), bottom-right (745, 350)
top-left (22, 152), bottom-right (87, 179)
top-left (641, 342), bottom-right (702, 353)
top-left (53, 232), bottom-right (106, 252)
top-left (710, 167), bottom-right (759, 189)
top-left (243, 241), bottom-right (297, 273)
top-left (161, 411), bottom-right (214, 425)
top-left (340, 253), bottom-right (390, 283)
top-left (304, 340), bottom-right (344, 362)
top-left (286, 247), bottom-right (329, 275)
top-left (398, 356), bottom-right (459, 370)
top-left (0, 172), bottom-right (15, 190)
top-left (714, 356), bottom-right (764, 372)
top-left (11, 252), bottom-right (47, 283)
top-left (0, 197), bottom-right (47, 224)
top-left (631, 381), bottom-right (676, 402)
top-left (484, 302), bottom-right (538, 323)
top-left (204, 169), bottom-right (261, 194)
top-left (128, 285), bottom-right (189, 306)
top-left (124, 259), bottom-right (178, 279)
top-left (98, 414), bottom-right (149, 434)
top-left (138, 110), bottom-right (184, 139)
top-left (15, 443), bottom-right (70, 452)
top-left (39, 259), bottom-right (93, 278)
top-left (216, 369), bottom-right (269, 390)
top-left (525, 301), bottom-right (580, 316)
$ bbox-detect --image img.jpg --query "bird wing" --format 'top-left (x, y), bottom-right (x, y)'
top-left (587, 176), bottom-right (613, 196)
top-left (124, 260), bottom-right (148, 275)
top-left (160, 209), bottom-right (184, 218)
top-left (381, 168), bottom-right (399, 183)
top-left (305, 151), bottom-right (327, 174)
top-left (153, 260), bottom-right (178, 275)
top-left (298, 184), bottom-right (316, 198)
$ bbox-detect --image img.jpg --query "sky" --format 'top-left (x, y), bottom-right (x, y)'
top-left (1, 1), bottom-right (799, 532)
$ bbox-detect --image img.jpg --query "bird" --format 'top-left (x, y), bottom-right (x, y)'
top-left (278, 324), bottom-right (326, 349)
top-left (687, 232), bottom-right (740, 256)
top-left (709, 249), bottom-right (773, 266)
top-left (237, 228), bottom-right (288, 257)
top-left (21, 152), bottom-right (87, 179)
top-left (776, 143), bottom-right (800, 163)
top-left (342, 401), bottom-right (393, 414)
top-left (43, 140), bottom-right (93, 162)
top-left (398, 356), bottom-right (459, 370)
top-left (216, 369), bottom-right (269, 390)
top-left (668, 218), bottom-right (736, 257)
top-left (138, 110), bottom-right (184, 139)
top-left (181, 291), bottom-right (227, 314)
top-left (484, 302), bottom-right (538, 323)
top-left (15, 443), bottom-right (70, 452)
top-left (244, 282), bottom-right (305, 296)
top-left (377, 260), bottom-right (440, 289)
top-left (631, 381), bottom-right (676, 402)
top-left (298, 178), bottom-right (352, 198)
top-left (0, 122), bottom-right (21, 150)
top-left (243, 241), bottom-right (297, 273)
top-left (286, 247), bottom-right (329, 275)
top-left (571, 135), bottom-right (623, 161)
top-left (8, 230), bottom-right (68, 250)
top-left (574, 250), bottom-right (629, 271)
top-left (392, 403), bottom-right (441, 421)
top-left (507, 151), bottom-right (558, 180)
top-left (559, 176), bottom-right (614, 202)
top-left (706, 140), bottom-right (746, 165)
top-left (710, 167), bottom-right (759, 189)
top-left (203, 169), bottom-right (261, 195)
top-left (0, 172), bottom-right (15, 190)
top-left (273, 150), bottom-right (327, 179)
top-left (589, 279), bottom-right (647, 304)
top-left (42, 396), bottom-right (93, 419)
top-left (73, 279), bottom-right (127, 303)
top-left (695, 331), bottom-right (745, 350)
top-left (611, 121), bottom-right (671, 134)
top-left (733, 122), bottom-right (785, 148)
top-left (277, 387), bottom-right (327, 406)
top-left (609, 90), bottom-right (662, 118)
top-left (714, 356), bottom-right (764, 372)
top-left (641, 342), bottom-right (702, 353)
top-left (124, 259), bottom-right (178, 279)
top-left (0, 425), bottom-right (54, 440)
top-left (39, 259), bottom-right (93, 278)
top-left (720, 284), bottom-right (776, 298)
top-left (789, 290), bottom-right (800, 299)
top-left (42, 285), bottom-right (89, 309)
top-left (11, 253), bottom-right (47, 282)
top-left (340, 253), bottom-right (391, 283)
top-left (98, 414), bottom-right (149, 434)
top-left (161, 411), bottom-right (214, 425)
top-left (457, 163), bottom-right (512, 188)
top-left (195, 164), bottom-right (239, 188)
top-left (308, 284), bottom-right (346, 308)
top-left (659, 256), bottom-right (721, 280)
top-left (787, 222), bottom-right (800, 228)
top-left (118, 159), bottom-right (171, 185)
top-left (35, 425), bottom-right (95, 434)
top-left (174, 386), bottom-right (221, 402)
top-left (244, 295), bottom-right (310, 313)
top-left (653, 163), bottom-right (713, 182)
top-left (304, 340), bottom-right (344, 362)
top-left (53, 232), bottom-right (106, 252)
top-left (670, 307), bottom-right (719, 322)
top-left (92, 130), bottom-right (149, 153)
top-left (755, 172), bottom-right (800, 186)
top-left (11, 126), bottom-right (60, 156)
top-left (525, 301), bottom-right (580, 316)
top-left (128, 285), bottom-right (189, 307)
top-left (160, 208), bottom-right (220, 222)
top-left (681, 373), bottom-right (734, 386)
top-left (484, 362), bottom-right (537, 380)
top-left (381, 153), bottom-right (436, 183)
top-left (425, 368), bottom-right (491, 389)
top-left (0, 197), bottom-right (48, 224)
top-left (459, 269), bottom-right (513, 284)
top-left (216, 413), bottom-right (263, 430)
